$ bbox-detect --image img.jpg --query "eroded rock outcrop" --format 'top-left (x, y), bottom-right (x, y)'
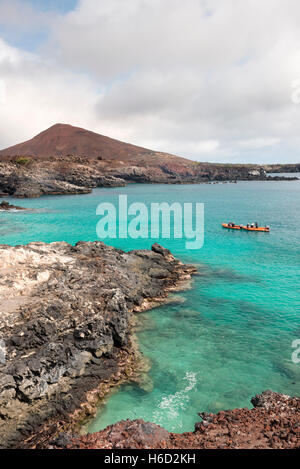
top-left (0, 241), bottom-right (196, 448)
top-left (0, 200), bottom-right (27, 211)
top-left (0, 160), bottom-right (126, 198)
top-left (0, 153), bottom-right (296, 199)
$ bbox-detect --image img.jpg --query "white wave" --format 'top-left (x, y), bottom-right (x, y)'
top-left (152, 371), bottom-right (197, 429)
top-left (0, 209), bottom-right (24, 213)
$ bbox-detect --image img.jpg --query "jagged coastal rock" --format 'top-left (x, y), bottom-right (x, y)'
top-left (0, 241), bottom-right (196, 449)
top-left (0, 241), bottom-right (299, 449)
top-left (52, 391), bottom-right (300, 450)
top-left (0, 160), bottom-right (125, 199)
top-left (1, 157), bottom-right (295, 199)
top-left (0, 200), bottom-right (27, 211)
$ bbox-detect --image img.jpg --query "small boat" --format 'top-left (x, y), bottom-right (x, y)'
top-left (222, 223), bottom-right (242, 230)
top-left (242, 226), bottom-right (270, 232)
top-left (222, 223), bottom-right (270, 232)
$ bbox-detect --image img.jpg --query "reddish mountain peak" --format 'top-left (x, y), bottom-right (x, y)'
top-left (0, 123), bottom-right (153, 160)
top-left (47, 123), bottom-right (66, 128)
top-left (39, 123), bottom-right (92, 134)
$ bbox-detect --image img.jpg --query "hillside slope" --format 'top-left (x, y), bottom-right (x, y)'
top-left (0, 123), bottom-right (157, 161)
top-left (0, 124), bottom-right (298, 198)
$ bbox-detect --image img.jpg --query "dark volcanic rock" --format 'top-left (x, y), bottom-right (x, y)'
top-left (0, 155), bottom-right (294, 199)
top-left (0, 241), bottom-right (196, 448)
top-left (263, 163), bottom-right (300, 174)
top-left (0, 200), bottom-right (27, 211)
top-left (0, 160), bottom-right (126, 198)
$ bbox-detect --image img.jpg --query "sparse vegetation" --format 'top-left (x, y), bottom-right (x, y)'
top-left (15, 157), bottom-right (31, 166)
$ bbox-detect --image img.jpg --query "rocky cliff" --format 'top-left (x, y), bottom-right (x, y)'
top-left (0, 241), bottom-right (196, 449)
top-left (0, 158), bottom-right (125, 198)
top-left (263, 163), bottom-right (300, 173)
top-left (1, 157), bottom-right (296, 199)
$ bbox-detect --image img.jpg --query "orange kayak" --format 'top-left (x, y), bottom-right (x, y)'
top-left (242, 226), bottom-right (270, 232)
top-left (222, 223), bottom-right (242, 230)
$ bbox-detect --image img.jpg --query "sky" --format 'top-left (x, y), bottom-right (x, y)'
top-left (0, 0), bottom-right (300, 163)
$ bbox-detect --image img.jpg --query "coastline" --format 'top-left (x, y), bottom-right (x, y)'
top-left (0, 157), bottom-right (298, 200)
top-left (51, 391), bottom-right (300, 449)
top-left (0, 241), bottom-right (196, 449)
top-left (0, 182), bottom-right (299, 449)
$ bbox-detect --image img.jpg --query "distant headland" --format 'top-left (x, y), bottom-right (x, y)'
top-left (0, 124), bottom-right (298, 198)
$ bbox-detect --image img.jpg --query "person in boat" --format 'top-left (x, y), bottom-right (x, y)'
top-left (255, 222), bottom-right (258, 228)
top-left (246, 223), bottom-right (249, 228)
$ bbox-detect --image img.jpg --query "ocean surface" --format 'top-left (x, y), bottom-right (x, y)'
top-left (1, 178), bottom-right (299, 433)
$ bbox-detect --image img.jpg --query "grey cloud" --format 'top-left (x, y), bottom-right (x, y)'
top-left (1, 0), bottom-right (300, 163)
top-left (0, 0), bottom-right (56, 31)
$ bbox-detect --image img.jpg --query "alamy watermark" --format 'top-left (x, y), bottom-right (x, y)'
top-left (291, 79), bottom-right (300, 104)
top-left (291, 339), bottom-right (300, 364)
top-left (0, 340), bottom-right (6, 365)
top-left (96, 195), bottom-right (204, 250)
top-left (0, 80), bottom-right (6, 105)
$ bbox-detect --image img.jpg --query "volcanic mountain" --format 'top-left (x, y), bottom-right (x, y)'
top-left (0, 124), bottom-right (295, 199)
top-left (0, 123), bottom-right (162, 161)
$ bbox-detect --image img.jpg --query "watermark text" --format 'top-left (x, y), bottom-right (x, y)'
top-left (96, 195), bottom-right (204, 250)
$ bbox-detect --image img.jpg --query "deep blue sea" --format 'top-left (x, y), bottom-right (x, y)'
top-left (1, 178), bottom-right (299, 433)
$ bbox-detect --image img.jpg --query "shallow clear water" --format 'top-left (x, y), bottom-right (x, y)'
top-left (1, 180), bottom-right (299, 433)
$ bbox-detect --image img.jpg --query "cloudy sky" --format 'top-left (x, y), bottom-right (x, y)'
top-left (0, 0), bottom-right (300, 163)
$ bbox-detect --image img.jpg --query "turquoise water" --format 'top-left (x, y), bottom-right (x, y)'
top-left (1, 179), bottom-right (299, 433)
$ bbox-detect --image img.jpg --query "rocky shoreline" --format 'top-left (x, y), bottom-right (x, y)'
top-left (0, 241), bottom-right (196, 449)
top-left (0, 159), bottom-right (125, 199)
top-left (0, 157), bottom-right (298, 199)
top-left (263, 163), bottom-right (300, 173)
top-left (51, 391), bottom-right (300, 449)
top-left (0, 241), bottom-right (299, 449)
top-left (0, 123), bottom-right (298, 198)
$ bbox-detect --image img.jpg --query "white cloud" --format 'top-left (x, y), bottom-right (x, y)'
top-left (0, 78), bottom-right (6, 104)
top-left (1, 0), bottom-right (300, 163)
top-left (0, 0), bottom-right (56, 37)
top-left (0, 38), bottom-right (100, 148)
